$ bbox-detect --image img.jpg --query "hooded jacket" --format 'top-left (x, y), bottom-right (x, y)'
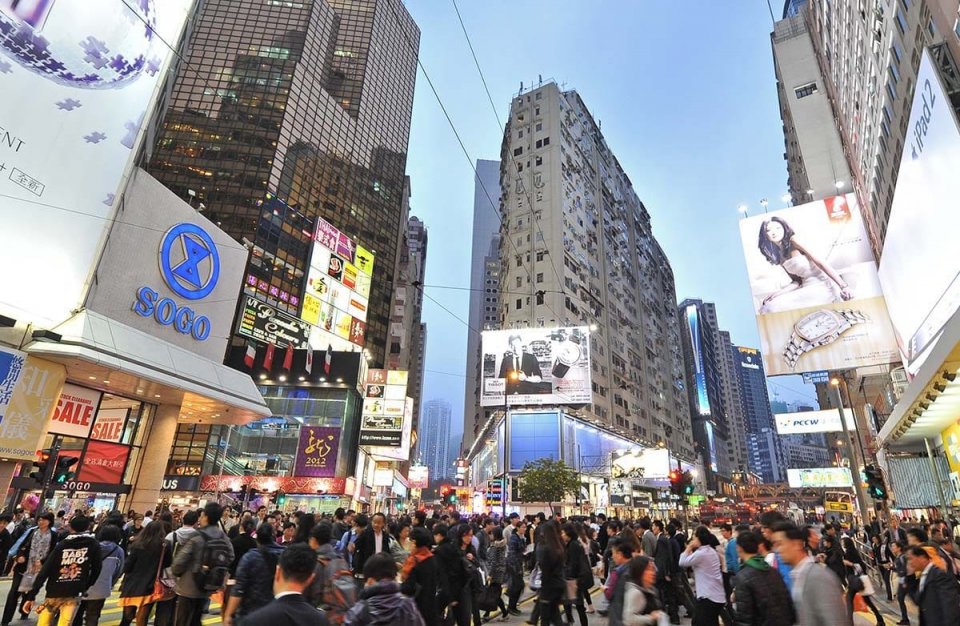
top-left (170, 525), bottom-right (234, 599)
top-left (344, 581), bottom-right (425, 626)
top-left (26, 532), bottom-right (102, 600)
top-left (86, 541), bottom-right (124, 600)
top-left (732, 555), bottom-right (796, 626)
top-left (233, 544), bottom-right (285, 618)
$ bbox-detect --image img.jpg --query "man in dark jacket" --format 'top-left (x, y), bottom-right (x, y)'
top-left (350, 513), bottom-right (392, 585)
top-left (223, 523), bottom-right (285, 626)
top-left (653, 520), bottom-right (680, 625)
top-left (907, 546), bottom-right (960, 626)
top-left (241, 544), bottom-right (328, 626)
top-left (171, 503), bottom-right (234, 626)
top-left (230, 517), bottom-right (257, 576)
top-left (23, 516), bottom-right (102, 626)
top-left (345, 553), bottom-right (424, 626)
top-left (731, 530), bottom-right (794, 626)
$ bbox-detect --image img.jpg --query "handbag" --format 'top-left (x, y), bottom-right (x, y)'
top-left (529, 565), bottom-right (542, 591)
top-left (859, 572), bottom-right (875, 596)
top-left (478, 582), bottom-right (502, 612)
top-left (17, 571), bottom-right (36, 593)
top-left (150, 545), bottom-right (175, 603)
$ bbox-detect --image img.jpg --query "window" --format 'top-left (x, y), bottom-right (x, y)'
top-left (518, 129), bottom-right (523, 138)
top-left (516, 298), bottom-right (522, 310)
top-left (535, 107), bottom-right (540, 115)
top-left (889, 64), bottom-right (900, 85)
top-left (928, 18), bottom-right (937, 38)
top-left (536, 156), bottom-right (543, 166)
top-left (514, 147), bottom-right (523, 156)
top-left (883, 104), bottom-right (893, 125)
top-left (794, 82), bottom-right (818, 99)
top-left (536, 251), bottom-right (545, 261)
top-left (516, 256), bottom-right (522, 267)
top-left (891, 40), bottom-right (903, 64)
top-left (535, 92), bottom-right (542, 100)
top-left (886, 79), bottom-right (897, 102)
top-left (895, 7), bottom-right (907, 34)
top-left (536, 273), bottom-right (544, 283)
top-left (536, 139), bottom-right (542, 149)
top-left (516, 276), bottom-right (522, 288)
top-left (536, 122), bottom-right (543, 132)
top-left (536, 293), bottom-right (544, 305)
top-left (543, 137), bottom-right (550, 146)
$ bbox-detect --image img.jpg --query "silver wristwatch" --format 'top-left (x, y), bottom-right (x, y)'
top-left (783, 309), bottom-right (869, 369)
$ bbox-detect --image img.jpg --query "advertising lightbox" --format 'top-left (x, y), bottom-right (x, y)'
top-left (787, 467), bottom-right (854, 489)
top-left (408, 465), bottom-right (429, 489)
top-left (879, 48), bottom-right (960, 375)
top-left (302, 215), bottom-right (374, 352)
top-left (774, 408), bottom-right (856, 435)
top-left (739, 194), bottom-right (899, 375)
top-left (481, 327), bottom-right (591, 407)
top-left (359, 369), bottom-right (407, 448)
top-left (610, 448), bottom-right (671, 479)
top-left (0, 0), bottom-right (194, 327)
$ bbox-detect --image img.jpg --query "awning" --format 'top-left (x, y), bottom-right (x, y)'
top-left (23, 310), bottom-right (269, 424)
top-left (878, 306), bottom-right (960, 447)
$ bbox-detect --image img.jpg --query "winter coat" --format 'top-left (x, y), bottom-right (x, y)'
top-left (351, 529), bottom-right (393, 578)
top-left (234, 544), bottom-right (285, 619)
top-left (344, 581), bottom-right (426, 626)
top-left (486, 540), bottom-right (507, 584)
top-left (26, 533), bottom-right (102, 600)
top-left (563, 538), bottom-right (593, 590)
top-left (120, 540), bottom-right (171, 598)
top-left (400, 550), bottom-right (440, 626)
top-left (86, 541), bottom-right (124, 600)
top-left (732, 555), bottom-right (796, 626)
top-left (170, 525), bottom-right (234, 599)
top-left (433, 538), bottom-right (467, 606)
top-left (535, 543), bottom-right (565, 593)
top-left (623, 581), bottom-right (661, 626)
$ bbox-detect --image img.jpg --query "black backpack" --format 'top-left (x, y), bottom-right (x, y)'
top-left (193, 530), bottom-right (232, 592)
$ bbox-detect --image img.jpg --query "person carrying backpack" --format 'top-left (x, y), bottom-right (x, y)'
top-left (222, 523), bottom-right (284, 626)
top-left (345, 553), bottom-right (425, 626)
top-left (170, 503), bottom-right (234, 626)
top-left (71, 524), bottom-right (125, 626)
top-left (22, 515), bottom-right (102, 626)
top-left (306, 522), bottom-right (355, 623)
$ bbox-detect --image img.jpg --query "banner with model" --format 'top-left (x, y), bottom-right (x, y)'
top-left (738, 194), bottom-right (899, 375)
top-left (480, 326), bottom-right (591, 407)
top-left (879, 48), bottom-right (960, 375)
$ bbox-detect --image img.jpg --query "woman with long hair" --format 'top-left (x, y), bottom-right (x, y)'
top-left (578, 525), bottom-right (599, 614)
top-left (841, 537), bottom-right (886, 626)
top-left (536, 520), bottom-right (566, 626)
top-left (561, 523), bottom-right (592, 626)
top-left (756, 215), bottom-right (853, 311)
top-left (484, 526), bottom-right (509, 622)
top-left (118, 520), bottom-right (170, 626)
top-left (293, 513), bottom-right (315, 544)
top-left (622, 555), bottom-right (663, 625)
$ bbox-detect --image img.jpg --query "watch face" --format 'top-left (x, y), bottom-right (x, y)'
top-left (796, 310), bottom-right (841, 341)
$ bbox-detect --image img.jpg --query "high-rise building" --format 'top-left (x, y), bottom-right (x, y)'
top-left (718, 331), bottom-right (749, 474)
top-left (773, 1), bottom-right (959, 247)
top-left (147, 0), bottom-right (420, 367)
top-left (497, 83), bottom-right (695, 462)
top-left (678, 299), bottom-right (732, 491)
top-left (734, 346), bottom-right (787, 483)
top-left (387, 209), bottom-right (428, 445)
top-left (463, 160), bottom-right (502, 450)
top-left (419, 399), bottom-right (452, 482)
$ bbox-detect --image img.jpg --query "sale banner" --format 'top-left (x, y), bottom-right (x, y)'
top-left (49, 384), bottom-right (101, 438)
top-left (293, 426), bottom-right (340, 477)
top-left (89, 408), bottom-right (129, 443)
top-left (77, 441), bottom-right (130, 484)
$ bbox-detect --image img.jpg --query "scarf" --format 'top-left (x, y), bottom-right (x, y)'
top-left (401, 546), bottom-right (433, 581)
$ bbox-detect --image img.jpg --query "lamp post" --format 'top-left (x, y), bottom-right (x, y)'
top-left (830, 376), bottom-right (869, 526)
top-left (502, 370), bottom-right (519, 520)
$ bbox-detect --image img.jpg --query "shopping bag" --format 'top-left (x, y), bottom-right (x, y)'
top-left (529, 565), bottom-right (542, 591)
top-left (852, 593), bottom-right (869, 614)
top-left (17, 571), bottom-right (36, 593)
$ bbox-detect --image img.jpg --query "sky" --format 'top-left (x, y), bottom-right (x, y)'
top-left (401, 1), bottom-right (822, 443)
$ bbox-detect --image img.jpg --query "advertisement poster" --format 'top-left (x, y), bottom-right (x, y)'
top-left (0, 347), bottom-right (27, 426)
top-left (0, 355), bottom-right (66, 461)
top-left (76, 440), bottom-right (130, 484)
top-left (48, 383), bottom-right (101, 439)
top-left (89, 408), bottom-right (129, 443)
top-left (774, 409), bottom-right (856, 435)
top-left (359, 369), bottom-right (408, 447)
top-left (738, 195), bottom-right (899, 375)
top-left (237, 296), bottom-right (310, 348)
top-left (480, 326), bottom-right (592, 407)
top-left (301, 214), bottom-right (374, 352)
top-left (408, 465), bottom-right (429, 489)
top-left (942, 420), bottom-right (960, 475)
top-left (786, 467), bottom-right (854, 489)
top-left (293, 426), bottom-right (340, 478)
top-left (880, 49), bottom-right (960, 374)
top-left (0, 0), bottom-right (194, 328)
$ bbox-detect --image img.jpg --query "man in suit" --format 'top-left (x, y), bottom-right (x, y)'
top-left (653, 520), bottom-right (681, 625)
top-left (886, 515), bottom-right (908, 547)
top-left (907, 545), bottom-right (960, 626)
top-left (773, 522), bottom-right (850, 626)
top-left (242, 543), bottom-right (328, 626)
top-left (498, 335), bottom-right (546, 395)
top-left (350, 513), bottom-right (393, 587)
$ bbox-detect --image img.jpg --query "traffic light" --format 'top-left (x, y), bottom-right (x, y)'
top-left (29, 449), bottom-right (51, 482)
top-left (53, 455), bottom-right (79, 484)
top-left (863, 464), bottom-right (888, 500)
top-left (276, 490), bottom-right (287, 506)
top-left (682, 471), bottom-right (695, 496)
top-left (669, 469), bottom-right (682, 496)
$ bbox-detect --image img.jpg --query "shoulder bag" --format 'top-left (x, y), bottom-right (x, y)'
top-left (151, 545), bottom-right (175, 603)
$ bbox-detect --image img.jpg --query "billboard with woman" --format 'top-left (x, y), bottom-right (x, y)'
top-left (738, 194), bottom-right (899, 375)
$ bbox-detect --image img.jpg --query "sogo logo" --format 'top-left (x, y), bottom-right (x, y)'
top-left (132, 224), bottom-right (220, 341)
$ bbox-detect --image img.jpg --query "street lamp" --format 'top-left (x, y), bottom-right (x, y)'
top-left (830, 376), bottom-right (869, 525)
top-left (737, 204), bottom-right (749, 218)
top-left (502, 369), bottom-right (519, 520)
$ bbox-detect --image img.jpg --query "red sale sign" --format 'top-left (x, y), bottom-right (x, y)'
top-left (49, 384), bottom-right (101, 439)
top-left (76, 441), bottom-right (130, 484)
top-left (89, 408), bottom-right (128, 443)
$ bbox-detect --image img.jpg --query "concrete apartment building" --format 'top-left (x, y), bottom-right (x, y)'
top-left (463, 160), bottom-right (502, 451)
top-left (496, 82), bottom-right (696, 463)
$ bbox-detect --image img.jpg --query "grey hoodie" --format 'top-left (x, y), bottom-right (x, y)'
top-left (170, 525), bottom-right (233, 599)
top-left (86, 541), bottom-right (124, 600)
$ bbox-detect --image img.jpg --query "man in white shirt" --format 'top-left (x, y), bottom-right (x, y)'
top-left (678, 526), bottom-right (726, 625)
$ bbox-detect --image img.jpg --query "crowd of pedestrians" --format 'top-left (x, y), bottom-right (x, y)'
top-left (0, 505), bottom-right (956, 626)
